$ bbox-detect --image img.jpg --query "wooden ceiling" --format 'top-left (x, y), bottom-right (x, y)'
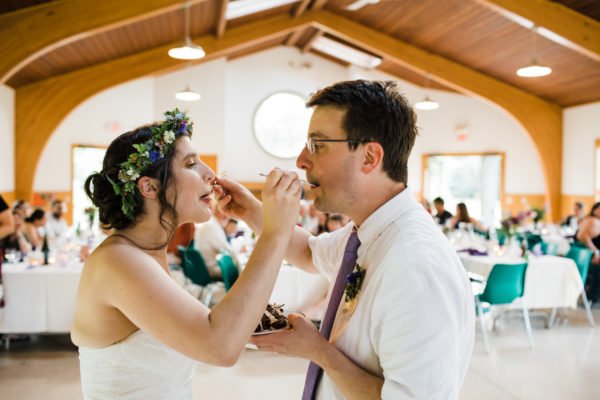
top-left (1, 0), bottom-right (599, 106)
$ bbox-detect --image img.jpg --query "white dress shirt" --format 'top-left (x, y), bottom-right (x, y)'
top-left (308, 188), bottom-right (475, 399)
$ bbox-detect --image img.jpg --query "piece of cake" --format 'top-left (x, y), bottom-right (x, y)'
top-left (254, 303), bottom-right (288, 333)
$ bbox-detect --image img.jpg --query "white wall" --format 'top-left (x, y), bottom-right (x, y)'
top-left (563, 101), bottom-right (600, 196)
top-left (0, 84), bottom-right (15, 191)
top-left (34, 78), bottom-right (154, 191)
top-left (33, 45), bottom-right (545, 198)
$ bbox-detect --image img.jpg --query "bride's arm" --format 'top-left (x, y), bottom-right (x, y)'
top-left (104, 170), bottom-right (301, 365)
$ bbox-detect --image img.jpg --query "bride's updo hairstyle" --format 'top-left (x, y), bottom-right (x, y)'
top-left (84, 110), bottom-right (193, 241)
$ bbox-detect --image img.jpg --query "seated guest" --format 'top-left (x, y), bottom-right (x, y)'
top-left (1, 210), bottom-right (32, 260)
top-left (420, 198), bottom-right (432, 215)
top-left (563, 201), bottom-right (585, 228)
top-left (24, 209), bottom-right (46, 249)
top-left (433, 196), bottom-right (453, 226)
top-left (576, 202), bottom-right (600, 302)
top-left (46, 199), bottom-right (69, 242)
top-left (0, 195), bottom-right (14, 240)
top-left (223, 218), bottom-right (239, 243)
top-left (12, 199), bottom-right (31, 219)
top-left (195, 202), bottom-right (239, 279)
top-left (450, 202), bottom-right (485, 231)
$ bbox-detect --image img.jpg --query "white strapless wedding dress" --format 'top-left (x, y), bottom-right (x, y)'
top-left (79, 330), bottom-right (195, 400)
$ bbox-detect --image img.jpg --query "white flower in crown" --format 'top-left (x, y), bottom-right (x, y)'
top-left (126, 168), bottom-right (140, 181)
top-left (164, 130), bottom-right (176, 144)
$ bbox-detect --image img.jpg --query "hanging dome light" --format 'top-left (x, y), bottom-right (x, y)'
top-left (516, 26), bottom-right (552, 78)
top-left (415, 96), bottom-right (440, 110)
top-left (175, 86), bottom-right (201, 102)
top-left (168, 2), bottom-right (206, 60)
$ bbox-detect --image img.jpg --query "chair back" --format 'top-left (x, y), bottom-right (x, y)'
top-left (217, 253), bottom-right (239, 291)
top-left (565, 245), bottom-right (593, 283)
top-left (479, 263), bottom-right (528, 305)
top-left (526, 234), bottom-right (542, 250)
top-left (178, 245), bottom-right (213, 286)
top-left (540, 241), bottom-right (559, 256)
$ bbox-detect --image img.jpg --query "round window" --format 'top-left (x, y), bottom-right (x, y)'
top-left (253, 92), bottom-right (313, 159)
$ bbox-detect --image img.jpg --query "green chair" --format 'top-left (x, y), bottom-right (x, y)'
top-left (563, 246), bottom-right (595, 326)
top-left (540, 241), bottom-right (559, 256)
top-left (217, 253), bottom-right (239, 292)
top-left (475, 263), bottom-right (533, 353)
top-left (178, 245), bottom-right (215, 305)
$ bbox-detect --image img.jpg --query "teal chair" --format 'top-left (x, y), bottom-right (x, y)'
top-left (540, 241), bottom-right (559, 256)
top-left (475, 263), bottom-right (533, 353)
top-left (217, 253), bottom-right (239, 292)
top-left (563, 246), bottom-right (595, 326)
top-left (526, 233), bottom-right (543, 250)
top-left (178, 245), bottom-right (216, 305)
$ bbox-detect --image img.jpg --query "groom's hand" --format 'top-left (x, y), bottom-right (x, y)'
top-left (250, 313), bottom-right (328, 362)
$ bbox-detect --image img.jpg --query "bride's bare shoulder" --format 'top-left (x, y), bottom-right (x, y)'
top-left (83, 235), bottom-right (154, 277)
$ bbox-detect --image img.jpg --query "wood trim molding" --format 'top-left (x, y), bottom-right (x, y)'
top-left (285, 29), bottom-right (305, 46)
top-left (311, 10), bottom-right (562, 221)
top-left (14, 12), bottom-right (314, 201)
top-left (474, 0), bottom-right (600, 62)
top-left (302, 30), bottom-right (323, 53)
top-left (0, 0), bottom-right (210, 84)
top-left (215, 0), bottom-right (229, 39)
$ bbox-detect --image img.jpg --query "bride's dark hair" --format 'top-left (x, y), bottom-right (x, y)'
top-left (84, 125), bottom-right (189, 248)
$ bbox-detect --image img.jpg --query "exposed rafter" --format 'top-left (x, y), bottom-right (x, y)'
top-left (0, 0), bottom-right (211, 84)
top-left (285, 29), bottom-right (305, 46)
top-left (293, 0), bottom-right (312, 17)
top-left (215, 0), bottom-right (229, 38)
top-left (311, 0), bottom-right (328, 11)
top-left (302, 30), bottom-right (323, 53)
top-left (474, 0), bottom-right (600, 62)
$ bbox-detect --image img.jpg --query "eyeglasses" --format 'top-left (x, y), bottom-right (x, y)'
top-left (305, 137), bottom-right (369, 154)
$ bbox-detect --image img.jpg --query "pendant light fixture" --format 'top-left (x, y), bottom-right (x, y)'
top-left (415, 73), bottom-right (439, 111)
top-left (175, 85), bottom-right (201, 102)
top-left (516, 26), bottom-right (552, 78)
top-left (168, 2), bottom-right (206, 60)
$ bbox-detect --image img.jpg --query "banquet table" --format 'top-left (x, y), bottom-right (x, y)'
top-left (459, 254), bottom-right (584, 309)
top-left (0, 262), bottom-right (82, 334)
top-left (269, 264), bottom-right (329, 312)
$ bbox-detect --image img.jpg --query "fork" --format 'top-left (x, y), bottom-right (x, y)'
top-left (259, 173), bottom-right (316, 187)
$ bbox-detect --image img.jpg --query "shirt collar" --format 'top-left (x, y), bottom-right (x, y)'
top-left (355, 187), bottom-right (417, 252)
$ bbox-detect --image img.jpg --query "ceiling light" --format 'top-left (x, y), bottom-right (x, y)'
top-left (175, 86), bottom-right (201, 102)
top-left (414, 73), bottom-right (439, 111)
top-left (168, 2), bottom-right (206, 60)
top-left (312, 36), bottom-right (382, 69)
top-left (415, 96), bottom-right (439, 110)
top-left (516, 26), bottom-right (552, 78)
top-left (226, 0), bottom-right (298, 20)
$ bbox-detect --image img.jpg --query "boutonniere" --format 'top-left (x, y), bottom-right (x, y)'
top-left (343, 263), bottom-right (366, 314)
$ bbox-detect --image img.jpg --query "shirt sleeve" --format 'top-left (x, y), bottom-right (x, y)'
top-left (307, 225), bottom-right (352, 282)
top-left (369, 256), bottom-right (467, 399)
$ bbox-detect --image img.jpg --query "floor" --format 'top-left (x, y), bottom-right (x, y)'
top-left (1, 307), bottom-right (599, 400)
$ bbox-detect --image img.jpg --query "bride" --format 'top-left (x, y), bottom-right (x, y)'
top-left (71, 109), bottom-right (301, 399)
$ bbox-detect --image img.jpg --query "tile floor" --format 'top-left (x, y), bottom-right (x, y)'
top-left (1, 307), bottom-right (599, 400)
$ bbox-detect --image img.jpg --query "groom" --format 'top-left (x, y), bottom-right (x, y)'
top-left (219, 80), bottom-right (474, 399)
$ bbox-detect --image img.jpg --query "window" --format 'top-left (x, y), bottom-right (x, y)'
top-left (423, 153), bottom-right (504, 228)
top-left (72, 145), bottom-right (106, 232)
top-left (253, 92), bottom-right (313, 159)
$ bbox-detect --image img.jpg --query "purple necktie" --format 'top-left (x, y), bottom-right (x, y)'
top-left (302, 230), bottom-right (361, 400)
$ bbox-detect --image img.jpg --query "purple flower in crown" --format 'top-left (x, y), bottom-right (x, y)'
top-left (179, 120), bottom-right (188, 134)
top-left (149, 150), bottom-right (161, 163)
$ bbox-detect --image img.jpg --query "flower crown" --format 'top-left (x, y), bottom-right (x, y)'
top-left (106, 109), bottom-right (193, 220)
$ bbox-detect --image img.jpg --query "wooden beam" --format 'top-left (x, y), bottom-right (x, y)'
top-left (293, 0), bottom-right (312, 17)
top-left (14, 13), bottom-right (314, 201)
top-left (311, 11), bottom-right (563, 221)
top-left (311, 0), bottom-right (328, 11)
top-left (0, 0), bottom-right (213, 84)
top-left (285, 29), bottom-right (305, 46)
top-left (474, 0), bottom-right (600, 62)
top-left (215, 0), bottom-right (229, 38)
top-left (302, 30), bottom-right (323, 53)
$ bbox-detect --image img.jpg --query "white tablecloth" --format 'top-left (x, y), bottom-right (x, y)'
top-left (0, 262), bottom-right (82, 333)
top-left (459, 254), bottom-right (584, 309)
